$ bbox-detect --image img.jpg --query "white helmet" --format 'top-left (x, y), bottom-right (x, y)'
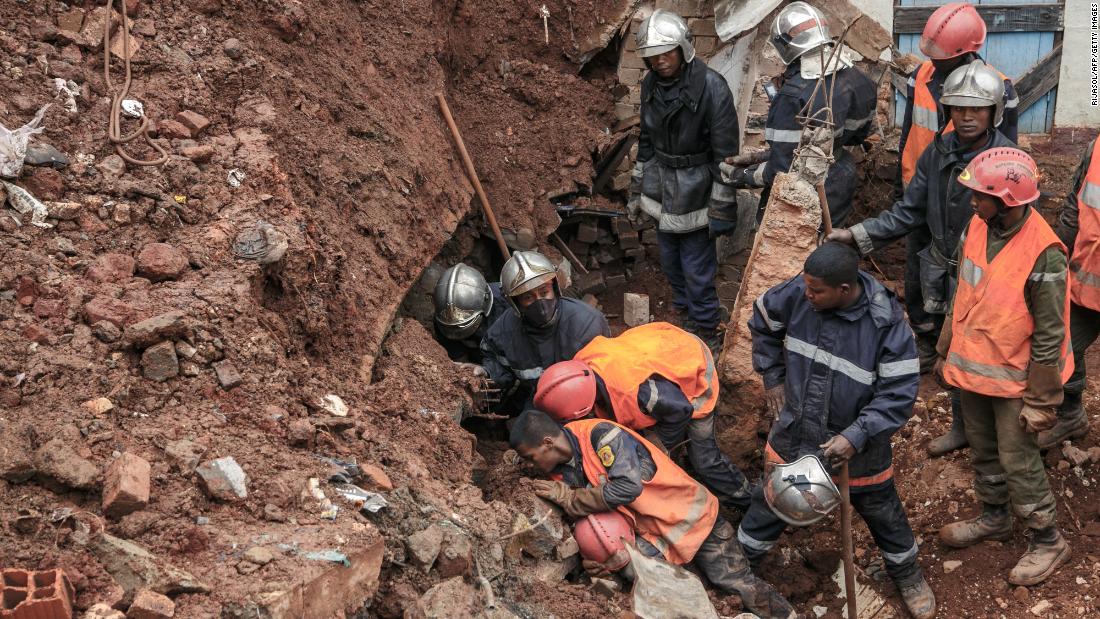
top-left (770, 2), bottom-right (832, 66)
top-left (500, 251), bottom-right (558, 311)
top-left (636, 10), bottom-right (695, 63)
top-left (940, 60), bottom-right (1005, 128)
top-left (763, 455), bottom-right (841, 526)
top-left (433, 263), bottom-right (493, 340)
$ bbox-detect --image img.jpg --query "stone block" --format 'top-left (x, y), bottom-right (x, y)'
top-left (623, 293), bottom-right (650, 327)
top-left (124, 312), bottom-right (189, 349)
top-left (619, 52), bottom-right (648, 70)
top-left (195, 456), bottom-right (248, 501)
top-left (618, 231), bottom-right (640, 250)
top-left (693, 35), bottom-right (718, 57)
top-left (127, 589), bottom-right (175, 619)
top-left (576, 271), bottom-right (606, 295)
top-left (104, 452), bottom-right (151, 519)
top-left (212, 360), bottom-right (243, 389)
top-left (612, 217), bottom-right (633, 236)
top-left (35, 439), bottom-right (100, 490)
top-left (141, 341), bottom-right (179, 382)
top-left (617, 66), bottom-right (642, 85)
top-left (576, 220), bottom-right (599, 244)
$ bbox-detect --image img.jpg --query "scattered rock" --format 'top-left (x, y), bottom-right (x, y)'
top-left (1014, 586), bottom-right (1031, 603)
top-left (243, 546), bottom-right (275, 566)
top-left (437, 529), bottom-right (473, 578)
top-left (180, 144), bottom-right (215, 163)
top-left (591, 577), bottom-right (620, 598)
top-left (1062, 444), bottom-right (1090, 467)
top-left (319, 394), bottom-right (348, 417)
top-left (164, 440), bottom-right (204, 472)
top-left (623, 292), bottom-right (650, 327)
top-left (93, 320), bottom-right (124, 343)
top-left (223, 38), bottom-right (243, 59)
top-left (175, 111), bottom-right (211, 137)
top-left (141, 341), bottom-right (179, 382)
top-left (943, 560), bottom-right (962, 574)
top-left (55, 236), bottom-right (78, 255)
top-left (287, 419), bottom-right (313, 447)
top-left (212, 360), bottom-right (243, 389)
top-left (0, 425), bottom-right (36, 483)
top-left (195, 456), bottom-right (248, 501)
top-left (103, 452), bottom-right (151, 519)
top-left (91, 533), bottom-right (209, 600)
top-left (507, 494), bottom-right (564, 560)
top-left (125, 312), bottom-right (190, 349)
top-left (24, 143), bottom-right (69, 168)
top-left (156, 120), bottom-right (191, 140)
top-left (406, 525), bottom-right (445, 572)
top-left (1030, 599), bottom-right (1052, 616)
top-left (87, 253), bottom-right (137, 283)
top-left (100, 154), bottom-right (127, 177)
top-left (127, 588), bottom-right (175, 619)
top-left (555, 535), bottom-right (579, 560)
top-left (84, 296), bottom-right (139, 328)
top-left (136, 243), bottom-right (188, 282)
top-left (360, 463), bottom-right (393, 491)
top-left (85, 602), bottom-right (126, 619)
top-left (83, 397), bottom-right (115, 415)
top-left (1089, 446), bottom-right (1100, 464)
top-left (24, 168), bottom-right (64, 200)
top-left (35, 438), bottom-right (100, 490)
top-left (47, 201), bottom-right (82, 220)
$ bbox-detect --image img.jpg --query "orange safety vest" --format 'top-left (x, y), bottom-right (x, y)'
top-left (763, 443), bottom-right (893, 488)
top-left (1070, 138), bottom-right (1100, 311)
top-left (574, 322), bottom-right (719, 430)
top-left (567, 418), bottom-right (718, 565)
top-left (943, 211), bottom-right (1074, 397)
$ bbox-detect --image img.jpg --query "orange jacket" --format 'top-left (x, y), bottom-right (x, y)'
top-left (1070, 138), bottom-right (1100, 311)
top-left (944, 214), bottom-right (1073, 397)
top-left (574, 322), bottom-right (719, 430)
top-left (900, 62), bottom-right (947, 185)
top-left (568, 418), bottom-right (718, 565)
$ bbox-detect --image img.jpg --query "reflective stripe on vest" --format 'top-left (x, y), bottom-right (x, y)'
top-left (575, 322), bottom-right (719, 430)
top-left (764, 443), bottom-right (893, 488)
top-left (943, 212), bottom-right (1074, 398)
top-left (1071, 138), bottom-right (1100, 311)
top-left (901, 62), bottom-right (949, 185)
top-left (568, 418), bottom-right (718, 565)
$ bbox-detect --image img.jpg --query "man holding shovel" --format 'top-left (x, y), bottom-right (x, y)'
top-left (740, 242), bottom-right (935, 619)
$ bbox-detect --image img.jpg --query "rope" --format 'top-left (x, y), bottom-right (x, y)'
top-left (103, 0), bottom-right (167, 166)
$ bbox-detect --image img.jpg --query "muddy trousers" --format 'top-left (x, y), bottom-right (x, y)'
top-left (959, 391), bottom-right (1057, 529)
top-left (1064, 303), bottom-right (1100, 408)
top-left (657, 228), bottom-right (720, 331)
top-left (737, 481), bottom-right (922, 586)
top-left (656, 413), bottom-right (753, 511)
top-left (904, 230), bottom-right (936, 336)
top-left (692, 518), bottom-right (796, 619)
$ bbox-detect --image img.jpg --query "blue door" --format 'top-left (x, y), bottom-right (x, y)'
top-left (894, 0), bottom-right (1060, 133)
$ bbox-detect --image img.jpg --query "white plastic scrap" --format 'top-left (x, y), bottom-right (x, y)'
top-left (2, 181), bottom-right (52, 228)
top-left (332, 483), bottom-right (389, 513)
top-left (227, 168), bottom-right (246, 188)
top-left (0, 104), bottom-right (49, 178)
top-left (121, 99), bottom-right (144, 118)
top-left (52, 78), bottom-right (80, 114)
top-left (321, 394), bottom-right (348, 417)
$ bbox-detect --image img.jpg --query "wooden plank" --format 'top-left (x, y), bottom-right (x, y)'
top-left (893, 4), bottom-right (1064, 34)
top-left (1014, 44), bottom-right (1063, 113)
top-left (890, 71), bottom-right (908, 95)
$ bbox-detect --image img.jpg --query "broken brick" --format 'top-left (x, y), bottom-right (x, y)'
top-left (617, 231), bottom-right (640, 250)
top-left (127, 588), bottom-right (175, 619)
top-left (84, 296), bottom-right (140, 328)
top-left (0, 568), bottom-right (75, 619)
top-left (136, 243), bottom-right (188, 282)
top-left (87, 253), bottom-right (137, 283)
top-left (22, 324), bottom-right (51, 345)
top-left (175, 111), bottom-right (211, 137)
top-left (33, 297), bottom-right (64, 319)
top-left (360, 463), bottom-right (393, 491)
top-left (155, 120), bottom-right (191, 140)
top-left (124, 312), bottom-right (190, 349)
top-left (576, 220), bottom-right (599, 244)
top-left (103, 452), bottom-right (151, 519)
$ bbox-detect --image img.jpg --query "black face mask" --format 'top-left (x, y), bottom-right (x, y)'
top-left (521, 297), bottom-right (560, 328)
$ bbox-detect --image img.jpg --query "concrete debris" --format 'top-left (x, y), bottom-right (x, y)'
top-left (121, 99), bottom-right (144, 118)
top-left (406, 525), bottom-right (445, 572)
top-left (85, 603), bottom-right (126, 619)
top-left (319, 394), bottom-right (349, 417)
top-left (141, 341), bottom-right (180, 382)
top-left (1030, 600), bottom-right (1052, 616)
top-left (127, 589), bottom-right (176, 619)
top-left (714, 0), bottom-right (784, 42)
top-left (84, 397), bottom-right (116, 415)
top-left (568, 0), bottom-right (641, 65)
top-left (195, 456), bottom-right (248, 501)
top-left (35, 438), bottom-right (100, 490)
top-left (623, 292), bottom-right (650, 327)
top-left (91, 533), bottom-right (210, 599)
top-left (103, 452), bottom-right (151, 519)
top-left (3, 180), bottom-right (52, 228)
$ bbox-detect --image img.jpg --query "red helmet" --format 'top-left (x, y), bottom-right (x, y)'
top-left (574, 511), bottom-right (635, 571)
top-left (957, 147), bottom-right (1040, 207)
top-left (919, 3), bottom-right (986, 60)
top-left (534, 360), bottom-right (597, 422)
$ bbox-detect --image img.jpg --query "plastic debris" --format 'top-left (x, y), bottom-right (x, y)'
top-left (3, 181), bottom-right (53, 228)
top-left (226, 168), bottom-right (245, 188)
top-left (306, 478), bottom-right (338, 520)
top-left (331, 482), bottom-right (388, 514)
top-left (232, 221), bottom-right (288, 265)
top-left (121, 99), bottom-right (144, 118)
top-left (320, 394), bottom-right (348, 417)
top-left (625, 542), bottom-right (719, 619)
top-left (53, 78), bottom-right (80, 114)
top-left (320, 456), bottom-right (363, 484)
top-left (0, 104), bottom-right (50, 178)
top-left (301, 550), bottom-right (351, 567)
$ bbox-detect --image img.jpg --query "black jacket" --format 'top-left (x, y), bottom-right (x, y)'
top-left (851, 130), bottom-right (1016, 313)
top-left (758, 60), bottom-right (876, 227)
top-left (636, 58), bottom-right (740, 233)
top-left (749, 272), bottom-right (919, 486)
top-left (480, 297), bottom-right (610, 399)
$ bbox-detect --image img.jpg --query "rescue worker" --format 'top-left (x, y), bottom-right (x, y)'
top-left (826, 60), bottom-right (1014, 456)
top-left (628, 9), bottom-right (740, 352)
top-left (741, 242), bottom-right (935, 619)
top-left (893, 2), bottom-right (1020, 379)
top-left (477, 251), bottom-right (609, 407)
top-left (533, 322), bottom-right (752, 510)
top-left (432, 263), bottom-right (507, 363)
top-left (1043, 136), bottom-right (1100, 447)
top-left (936, 148), bottom-right (1072, 586)
top-left (510, 409), bottom-right (797, 619)
top-left (722, 2), bottom-right (876, 228)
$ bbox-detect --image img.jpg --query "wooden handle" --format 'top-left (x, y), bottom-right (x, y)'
top-left (839, 461), bottom-right (857, 619)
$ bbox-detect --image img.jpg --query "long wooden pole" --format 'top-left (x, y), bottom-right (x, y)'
top-left (840, 462), bottom-right (858, 619)
top-left (816, 181), bottom-right (833, 237)
top-left (436, 93), bottom-right (512, 261)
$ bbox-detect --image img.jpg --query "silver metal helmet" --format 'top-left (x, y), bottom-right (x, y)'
top-left (763, 455), bottom-right (842, 526)
top-left (433, 263), bottom-right (493, 341)
top-left (940, 60), bottom-right (1006, 128)
top-left (636, 10), bottom-right (695, 63)
top-left (500, 250), bottom-right (558, 301)
top-left (770, 2), bottom-right (832, 66)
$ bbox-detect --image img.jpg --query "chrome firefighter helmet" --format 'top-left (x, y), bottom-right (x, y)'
top-left (764, 454), bottom-right (842, 526)
top-left (939, 59), bottom-right (1005, 127)
top-left (770, 2), bottom-right (832, 66)
top-left (636, 10), bottom-right (695, 63)
top-left (500, 250), bottom-right (558, 307)
top-left (433, 263), bottom-right (493, 340)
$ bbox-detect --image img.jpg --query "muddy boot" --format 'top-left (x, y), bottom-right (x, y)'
top-left (939, 503), bottom-right (1012, 548)
top-left (897, 575), bottom-right (937, 619)
top-left (916, 336), bottom-right (938, 375)
top-left (1008, 527), bottom-right (1071, 586)
top-left (1037, 395), bottom-right (1089, 449)
top-left (927, 398), bottom-right (968, 457)
top-left (693, 326), bottom-right (723, 356)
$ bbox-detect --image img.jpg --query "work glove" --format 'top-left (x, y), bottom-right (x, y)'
top-left (532, 479), bottom-right (611, 519)
top-left (719, 162), bottom-right (763, 188)
top-left (582, 548), bottom-right (630, 577)
top-left (1019, 404), bottom-right (1058, 433)
top-left (708, 216), bottom-right (737, 240)
top-left (764, 383), bottom-right (785, 419)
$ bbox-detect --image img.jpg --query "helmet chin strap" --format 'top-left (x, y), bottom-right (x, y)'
top-left (987, 199), bottom-right (1013, 229)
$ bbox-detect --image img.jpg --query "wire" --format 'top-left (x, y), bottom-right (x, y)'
top-left (103, 0), bottom-right (168, 166)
